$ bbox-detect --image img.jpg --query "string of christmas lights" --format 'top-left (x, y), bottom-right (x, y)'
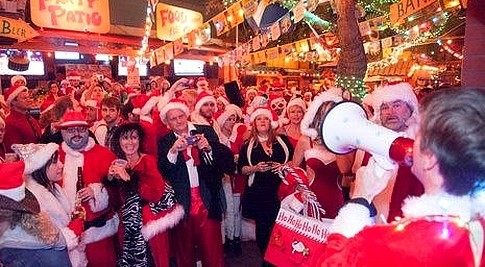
top-left (437, 39), bottom-right (463, 59)
top-left (137, 0), bottom-right (153, 64)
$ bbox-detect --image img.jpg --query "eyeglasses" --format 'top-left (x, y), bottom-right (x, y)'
top-left (64, 127), bottom-right (88, 135)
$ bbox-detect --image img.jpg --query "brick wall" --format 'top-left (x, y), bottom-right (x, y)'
top-left (462, 0), bottom-right (485, 88)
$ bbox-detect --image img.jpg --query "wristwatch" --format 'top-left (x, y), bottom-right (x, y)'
top-left (347, 197), bottom-right (377, 217)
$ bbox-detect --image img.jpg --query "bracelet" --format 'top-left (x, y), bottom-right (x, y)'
top-left (347, 197), bottom-right (377, 217)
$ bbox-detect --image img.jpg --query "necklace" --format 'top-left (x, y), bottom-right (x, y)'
top-left (258, 135), bottom-right (268, 142)
top-left (262, 142), bottom-right (273, 157)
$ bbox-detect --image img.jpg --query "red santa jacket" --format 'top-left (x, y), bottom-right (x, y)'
top-left (59, 138), bottom-right (119, 244)
top-left (318, 194), bottom-right (485, 267)
top-left (4, 109), bottom-right (41, 152)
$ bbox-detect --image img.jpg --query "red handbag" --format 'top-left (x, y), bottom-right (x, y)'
top-left (265, 166), bottom-right (333, 267)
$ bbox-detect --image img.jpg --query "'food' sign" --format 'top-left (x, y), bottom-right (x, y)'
top-left (156, 3), bottom-right (202, 42)
top-left (30, 0), bottom-right (110, 33)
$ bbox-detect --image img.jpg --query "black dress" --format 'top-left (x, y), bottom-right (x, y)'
top-left (238, 135), bottom-right (293, 254)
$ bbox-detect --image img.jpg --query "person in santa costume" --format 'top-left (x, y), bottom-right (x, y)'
top-left (317, 87), bottom-right (485, 267)
top-left (13, 143), bottom-right (88, 267)
top-left (56, 111), bottom-right (119, 267)
top-left (109, 123), bottom-right (184, 267)
top-left (288, 90), bottom-right (351, 218)
top-left (10, 75), bottom-right (26, 87)
top-left (238, 106), bottom-right (293, 263)
top-left (354, 82), bottom-right (424, 222)
top-left (190, 90), bottom-right (222, 138)
top-left (3, 85), bottom-right (42, 152)
top-left (215, 104), bottom-right (250, 254)
top-left (157, 99), bottom-right (234, 267)
top-left (0, 161), bottom-right (72, 266)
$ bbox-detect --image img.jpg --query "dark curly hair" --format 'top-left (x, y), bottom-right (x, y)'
top-left (110, 123), bottom-right (146, 160)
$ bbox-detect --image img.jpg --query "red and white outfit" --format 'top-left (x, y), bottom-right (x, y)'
top-left (318, 193), bottom-right (485, 266)
top-left (117, 154), bottom-right (184, 267)
top-left (59, 138), bottom-right (119, 267)
top-left (216, 105), bottom-right (248, 241)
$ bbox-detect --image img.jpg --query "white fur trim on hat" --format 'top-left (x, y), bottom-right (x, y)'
top-left (217, 96), bottom-right (230, 107)
top-left (10, 75), bottom-right (26, 86)
top-left (300, 90), bottom-right (343, 140)
top-left (12, 143), bottom-right (59, 175)
top-left (246, 88), bottom-right (257, 98)
top-left (84, 100), bottom-right (98, 109)
top-left (286, 98), bottom-right (307, 113)
top-left (5, 86), bottom-right (28, 105)
top-left (250, 107), bottom-right (278, 129)
top-left (371, 82), bottom-right (419, 137)
top-left (159, 101), bottom-right (190, 123)
top-left (194, 93), bottom-right (217, 114)
top-left (247, 95), bottom-right (268, 115)
top-left (216, 104), bottom-right (242, 127)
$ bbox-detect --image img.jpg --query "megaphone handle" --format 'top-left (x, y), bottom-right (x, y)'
top-left (372, 155), bottom-right (396, 178)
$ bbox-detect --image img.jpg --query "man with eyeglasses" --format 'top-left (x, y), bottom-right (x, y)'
top-left (56, 111), bottom-right (119, 266)
top-left (353, 82), bottom-right (424, 223)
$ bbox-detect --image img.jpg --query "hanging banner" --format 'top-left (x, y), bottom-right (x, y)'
top-left (163, 43), bottom-right (174, 60)
top-left (30, 0), bottom-right (110, 33)
top-left (292, 0), bottom-right (306, 23)
top-left (156, 3), bottom-right (203, 41)
top-left (270, 23), bottom-right (281, 40)
top-left (0, 16), bottom-right (39, 42)
top-left (389, 0), bottom-right (438, 25)
top-left (173, 38), bottom-right (184, 56)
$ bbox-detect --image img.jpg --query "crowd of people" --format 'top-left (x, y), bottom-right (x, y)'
top-left (0, 72), bottom-right (482, 267)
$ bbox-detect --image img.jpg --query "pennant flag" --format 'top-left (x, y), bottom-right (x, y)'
top-left (305, 0), bottom-right (318, 12)
top-left (150, 53), bottom-right (156, 67)
top-left (266, 47), bottom-right (279, 60)
top-left (252, 36), bottom-right (261, 51)
top-left (381, 37), bottom-right (393, 48)
top-left (155, 50), bottom-right (165, 64)
top-left (280, 13), bottom-right (292, 34)
top-left (270, 22), bottom-right (281, 40)
top-left (359, 21), bottom-right (371, 36)
top-left (187, 31), bottom-right (197, 47)
top-left (213, 13), bottom-right (229, 36)
top-left (198, 24), bottom-right (212, 43)
top-left (242, 0), bottom-right (258, 18)
top-left (164, 43), bottom-right (174, 60)
top-left (292, 0), bottom-right (306, 23)
top-left (261, 31), bottom-right (270, 48)
top-left (280, 43), bottom-right (294, 55)
top-left (173, 38), bottom-right (184, 56)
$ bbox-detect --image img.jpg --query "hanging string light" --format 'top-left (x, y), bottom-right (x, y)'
top-left (138, 0), bottom-right (154, 64)
top-left (437, 39), bottom-right (463, 59)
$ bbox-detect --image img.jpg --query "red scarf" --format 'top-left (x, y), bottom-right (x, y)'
top-left (182, 147), bottom-right (200, 166)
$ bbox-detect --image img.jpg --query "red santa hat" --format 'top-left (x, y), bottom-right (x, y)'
top-left (4, 85), bottom-right (28, 106)
top-left (60, 79), bottom-right (70, 86)
top-left (0, 161), bottom-right (40, 214)
top-left (245, 87), bottom-right (258, 99)
top-left (10, 75), bottom-right (26, 86)
top-left (246, 95), bottom-right (268, 115)
top-left (215, 104), bottom-right (243, 127)
top-left (250, 106), bottom-right (279, 129)
top-left (286, 97), bottom-right (307, 113)
top-left (159, 98), bottom-right (190, 123)
top-left (55, 111), bottom-right (91, 129)
top-left (194, 90), bottom-right (217, 113)
top-left (12, 143), bottom-right (59, 174)
top-left (217, 96), bottom-right (230, 107)
top-left (196, 77), bottom-right (209, 90)
top-left (268, 93), bottom-right (287, 111)
top-left (67, 71), bottom-right (81, 81)
top-left (131, 94), bottom-right (150, 115)
top-left (370, 82), bottom-right (419, 137)
top-left (300, 89), bottom-right (343, 140)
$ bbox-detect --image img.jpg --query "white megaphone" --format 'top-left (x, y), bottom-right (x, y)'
top-left (320, 101), bottom-right (414, 175)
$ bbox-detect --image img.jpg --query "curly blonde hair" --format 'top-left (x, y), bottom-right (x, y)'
top-left (0, 209), bottom-right (60, 246)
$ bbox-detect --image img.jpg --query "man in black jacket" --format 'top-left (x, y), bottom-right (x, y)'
top-left (157, 99), bottom-right (234, 267)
